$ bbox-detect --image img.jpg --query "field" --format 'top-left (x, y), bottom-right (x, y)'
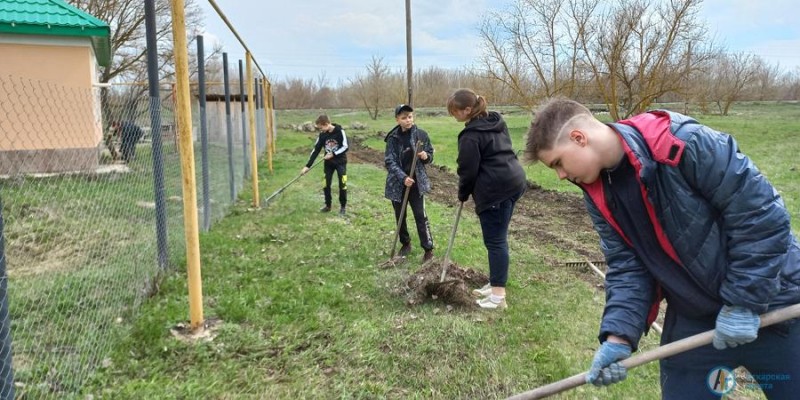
top-left (70, 102), bottom-right (798, 399)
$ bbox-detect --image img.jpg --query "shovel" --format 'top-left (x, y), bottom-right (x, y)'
top-left (380, 140), bottom-right (422, 268)
top-left (439, 201), bottom-right (464, 282)
top-left (506, 302), bottom-right (800, 400)
top-left (263, 158), bottom-right (323, 206)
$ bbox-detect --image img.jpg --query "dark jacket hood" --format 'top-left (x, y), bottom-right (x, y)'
top-left (459, 111), bottom-right (505, 137)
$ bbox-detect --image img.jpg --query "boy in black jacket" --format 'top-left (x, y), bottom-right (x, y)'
top-left (301, 114), bottom-right (348, 215)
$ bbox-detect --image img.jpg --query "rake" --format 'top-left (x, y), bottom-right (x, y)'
top-left (263, 158), bottom-right (323, 206)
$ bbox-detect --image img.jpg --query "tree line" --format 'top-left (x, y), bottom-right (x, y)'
top-left (71, 0), bottom-right (800, 121)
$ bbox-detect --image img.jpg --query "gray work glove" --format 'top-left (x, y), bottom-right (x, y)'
top-left (586, 341), bottom-right (631, 386)
top-left (713, 305), bottom-right (760, 350)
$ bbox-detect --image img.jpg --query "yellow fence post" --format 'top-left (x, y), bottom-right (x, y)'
top-left (168, 0), bottom-right (204, 330)
top-left (246, 52), bottom-right (260, 207)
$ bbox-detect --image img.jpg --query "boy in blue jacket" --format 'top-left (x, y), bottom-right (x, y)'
top-left (384, 105), bottom-right (435, 262)
top-left (525, 98), bottom-right (800, 398)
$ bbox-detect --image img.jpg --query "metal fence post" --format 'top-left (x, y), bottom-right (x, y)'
top-left (0, 197), bottom-right (16, 400)
top-left (239, 59), bottom-right (250, 179)
top-left (197, 35), bottom-right (211, 232)
top-left (145, 0), bottom-right (169, 270)
top-left (223, 52), bottom-right (236, 202)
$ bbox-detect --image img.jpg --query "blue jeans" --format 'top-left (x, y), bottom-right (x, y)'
top-left (660, 307), bottom-right (800, 399)
top-left (477, 191), bottom-right (523, 287)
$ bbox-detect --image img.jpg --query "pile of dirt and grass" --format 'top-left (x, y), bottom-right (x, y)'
top-left (403, 260), bottom-right (488, 308)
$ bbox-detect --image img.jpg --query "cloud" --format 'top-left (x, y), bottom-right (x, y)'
top-left (199, 0), bottom-right (800, 84)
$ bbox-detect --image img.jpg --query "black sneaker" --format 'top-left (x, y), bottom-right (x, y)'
top-left (320, 206), bottom-right (331, 213)
top-left (398, 243), bottom-right (412, 257)
top-left (339, 207), bottom-right (346, 216)
top-left (423, 250), bottom-right (434, 262)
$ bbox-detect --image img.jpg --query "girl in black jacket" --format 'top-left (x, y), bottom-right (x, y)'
top-left (447, 89), bottom-right (527, 310)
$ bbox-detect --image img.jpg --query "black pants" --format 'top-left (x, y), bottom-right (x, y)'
top-left (120, 135), bottom-right (139, 162)
top-left (323, 161), bottom-right (347, 208)
top-left (392, 184), bottom-right (433, 251)
top-left (477, 190), bottom-right (523, 287)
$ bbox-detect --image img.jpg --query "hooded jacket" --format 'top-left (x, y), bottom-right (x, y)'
top-left (580, 110), bottom-right (800, 349)
top-left (457, 111), bottom-right (527, 214)
top-left (384, 124), bottom-right (434, 202)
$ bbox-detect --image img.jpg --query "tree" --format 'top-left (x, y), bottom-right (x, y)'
top-left (67, 0), bottom-right (206, 123)
top-left (705, 52), bottom-right (758, 115)
top-left (480, 0), bottom-right (716, 119)
top-left (751, 58), bottom-right (783, 101)
top-left (349, 56), bottom-right (400, 120)
top-left (68, 0), bottom-right (203, 84)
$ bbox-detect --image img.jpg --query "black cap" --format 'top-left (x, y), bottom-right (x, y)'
top-left (394, 104), bottom-right (414, 116)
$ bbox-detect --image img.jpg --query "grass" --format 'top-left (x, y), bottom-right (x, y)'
top-left (76, 102), bottom-right (797, 399)
top-left (2, 101), bottom-right (793, 398)
top-left (2, 131), bottom-right (254, 397)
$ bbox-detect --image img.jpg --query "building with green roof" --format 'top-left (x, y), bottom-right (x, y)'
top-left (0, 0), bottom-right (113, 174)
top-left (0, 0), bottom-right (110, 66)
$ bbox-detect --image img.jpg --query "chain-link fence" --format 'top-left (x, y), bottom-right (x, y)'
top-left (0, 57), bottom-right (269, 396)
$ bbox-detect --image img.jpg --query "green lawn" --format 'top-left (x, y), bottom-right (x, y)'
top-left (14, 101), bottom-right (794, 399)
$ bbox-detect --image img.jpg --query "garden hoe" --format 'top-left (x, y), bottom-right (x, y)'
top-left (380, 140), bottom-right (422, 268)
top-left (506, 303), bottom-right (800, 400)
top-left (263, 158), bottom-right (323, 207)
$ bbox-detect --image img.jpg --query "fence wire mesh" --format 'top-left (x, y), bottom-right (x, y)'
top-left (0, 71), bottom-right (265, 397)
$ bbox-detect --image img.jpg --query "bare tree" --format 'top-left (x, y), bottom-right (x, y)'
top-left (779, 67), bottom-right (800, 101)
top-left (68, 0), bottom-right (204, 85)
top-left (480, 0), bottom-right (715, 119)
top-left (349, 56), bottom-right (399, 120)
top-left (704, 52), bottom-right (759, 115)
top-left (68, 0), bottom-right (207, 124)
top-left (751, 58), bottom-right (783, 101)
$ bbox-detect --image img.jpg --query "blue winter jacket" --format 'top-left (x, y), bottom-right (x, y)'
top-left (580, 110), bottom-right (800, 349)
top-left (384, 125), bottom-right (434, 202)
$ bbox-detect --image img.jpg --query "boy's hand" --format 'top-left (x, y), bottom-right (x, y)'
top-left (324, 153), bottom-right (334, 160)
top-left (713, 305), bottom-right (760, 349)
top-left (417, 151), bottom-right (428, 161)
top-left (301, 167), bottom-right (310, 175)
top-left (586, 340), bottom-right (631, 386)
top-left (404, 177), bottom-right (415, 187)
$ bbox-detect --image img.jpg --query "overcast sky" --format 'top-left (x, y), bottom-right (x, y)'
top-left (197, 0), bottom-right (800, 85)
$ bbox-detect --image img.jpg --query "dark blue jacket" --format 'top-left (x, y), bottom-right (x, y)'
top-left (580, 110), bottom-right (800, 349)
top-left (384, 125), bottom-right (434, 202)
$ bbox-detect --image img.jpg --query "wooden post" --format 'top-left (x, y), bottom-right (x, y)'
top-left (168, 0), bottom-right (204, 330)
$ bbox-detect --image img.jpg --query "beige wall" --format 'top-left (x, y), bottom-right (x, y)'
top-left (0, 35), bottom-right (103, 173)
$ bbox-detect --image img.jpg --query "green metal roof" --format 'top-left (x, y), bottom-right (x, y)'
top-left (0, 0), bottom-right (111, 67)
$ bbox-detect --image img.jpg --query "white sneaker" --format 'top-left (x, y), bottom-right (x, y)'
top-left (471, 283), bottom-right (492, 298)
top-left (476, 296), bottom-right (507, 310)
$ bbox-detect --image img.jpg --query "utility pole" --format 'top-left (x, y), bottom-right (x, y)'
top-left (405, 0), bottom-right (413, 107)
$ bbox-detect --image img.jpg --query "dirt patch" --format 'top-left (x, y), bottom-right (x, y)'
top-left (404, 261), bottom-right (489, 308)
